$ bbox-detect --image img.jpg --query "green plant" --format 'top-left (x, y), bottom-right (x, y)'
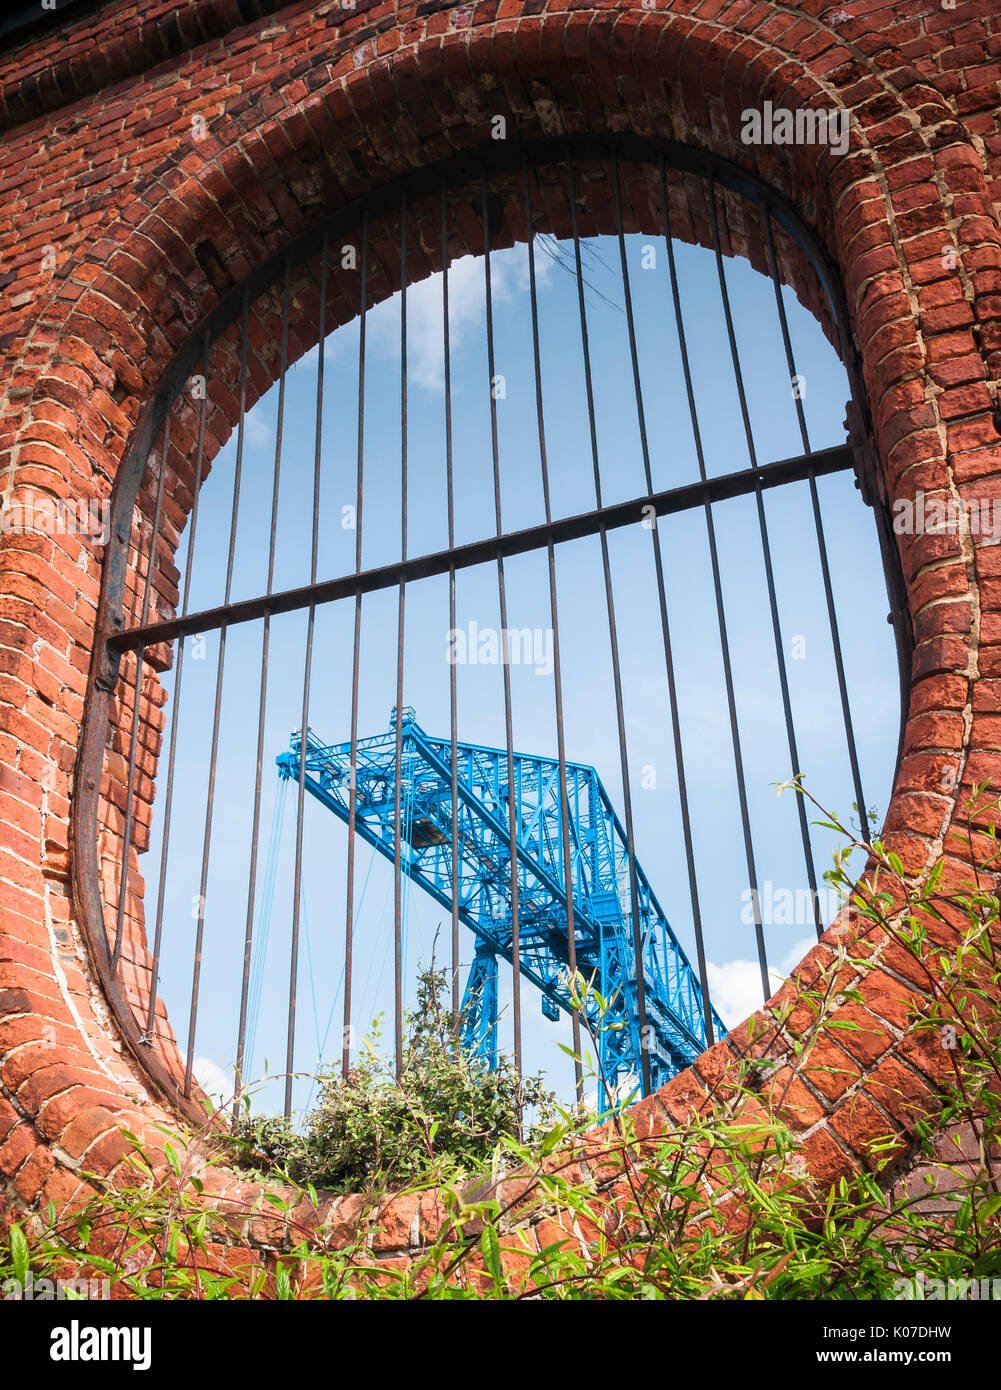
top-left (2, 782), bottom-right (1000, 1299)
top-left (230, 961), bottom-right (561, 1195)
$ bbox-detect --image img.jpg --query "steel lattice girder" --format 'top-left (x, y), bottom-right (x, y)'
top-left (277, 709), bottom-right (725, 1094)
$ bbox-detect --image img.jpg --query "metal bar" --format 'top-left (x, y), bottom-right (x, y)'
top-left (233, 259), bottom-right (291, 1115)
top-left (96, 140), bottom-right (850, 478)
top-left (286, 236), bottom-right (329, 1118)
top-left (763, 212), bottom-right (868, 865)
top-left (392, 192), bottom-right (408, 1078)
top-left (612, 156), bottom-right (717, 1051)
top-left (481, 168), bottom-right (523, 1090)
top-left (184, 294), bottom-right (251, 1097)
top-left (524, 157), bottom-right (584, 1104)
top-left (661, 170), bottom-right (771, 1004)
top-left (143, 331), bottom-right (211, 1035)
top-left (648, 162), bottom-right (715, 1042)
top-left (566, 153), bottom-right (651, 1099)
top-left (113, 444), bottom-right (853, 653)
top-left (342, 211), bottom-right (368, 1081)
top-left (111, 394), bottom-right (171, 971)
top-left (442, 179), bottom-right (461, 1034)
top-left (76, 133), bottom-right (907, 1128)
top-left (708, 178), bottom-right (822, 943)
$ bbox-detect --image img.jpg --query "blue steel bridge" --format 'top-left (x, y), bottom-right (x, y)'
top-left (277, 708), bottom-right (724, 1097)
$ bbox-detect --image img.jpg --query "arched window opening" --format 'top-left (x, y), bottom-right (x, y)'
top-left (76, 139), bottom-right (909, 1126)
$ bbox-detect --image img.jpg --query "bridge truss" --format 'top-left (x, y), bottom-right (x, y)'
top-left (277, 708), bottom-right (724, 1097)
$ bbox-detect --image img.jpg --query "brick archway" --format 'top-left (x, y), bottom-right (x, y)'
top-left (1, 0), bottom-right (999, 1256)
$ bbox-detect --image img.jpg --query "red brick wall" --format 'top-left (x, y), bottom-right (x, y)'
top-left (0, 0), bottom-right (1000, 1266)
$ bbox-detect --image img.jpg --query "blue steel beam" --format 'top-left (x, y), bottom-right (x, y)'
top-left (277, 708), bottom-right (725, 1097)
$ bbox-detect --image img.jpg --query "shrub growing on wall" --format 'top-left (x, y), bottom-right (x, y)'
top-left (231, 963), bottom-right (561, 1194)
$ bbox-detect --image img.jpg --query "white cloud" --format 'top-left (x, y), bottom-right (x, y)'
top-left (243, 410), bottom-right (273, 453)
top-left (366, 243), bottom-right (552, 392)
top-left (192, 1056), bottom-right (235, 1112)
top-left (707, 936), bottom-right (815, 1030)
top-left (281, 244), bottom-right (552, 393)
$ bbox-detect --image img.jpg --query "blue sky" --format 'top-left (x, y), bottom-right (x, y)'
top-left (140, 228), bottom-right (900, 1117)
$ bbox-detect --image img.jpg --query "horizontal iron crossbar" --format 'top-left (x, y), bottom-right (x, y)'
top-left (112, 442), bottom-right (853, 651)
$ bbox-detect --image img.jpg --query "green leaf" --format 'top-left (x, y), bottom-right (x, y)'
top-left (481, 1225), bottom-right (503, 1293)
top-left (10, 1224), bottom-right (29, 1288)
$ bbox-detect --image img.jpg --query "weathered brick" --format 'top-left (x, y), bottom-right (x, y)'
top-left (829, 1092), bottom-right (908, 1169)
top-left (0, 0), bottom-right (995, 1287)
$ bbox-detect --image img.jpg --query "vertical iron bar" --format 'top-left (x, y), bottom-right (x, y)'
top-left (113, 405), bottom-right (171, 971)
top-left (144, 330), bottom-right (211, 1030)
top-left (613, 154), bottom-right (715, 1051)
top-left (661, 165), bottom-right (770, 1003)
top-left (286, 234), bottom-right (329, 1118)
top-left (708, 180), bottom-right (822, 943)
top-left (342, 212), bottom-right (368, 1081)
top-left (481, 169), bottom-right (523, 1091)
top-left (442, 179), bottom-right (462, 1034)
top-left (233, 260), bottom-right (291, 1114)
top-left (184, 298), bottom-right (251, 1096)
top-left (523, 158), bottom-right (584, 1103)
top-left (392, 193), bottom-right (408, 1079)
top-left (763, 212), bottom-right (868, 871)
top-left (566, 155), bottom-right (652, 1098)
